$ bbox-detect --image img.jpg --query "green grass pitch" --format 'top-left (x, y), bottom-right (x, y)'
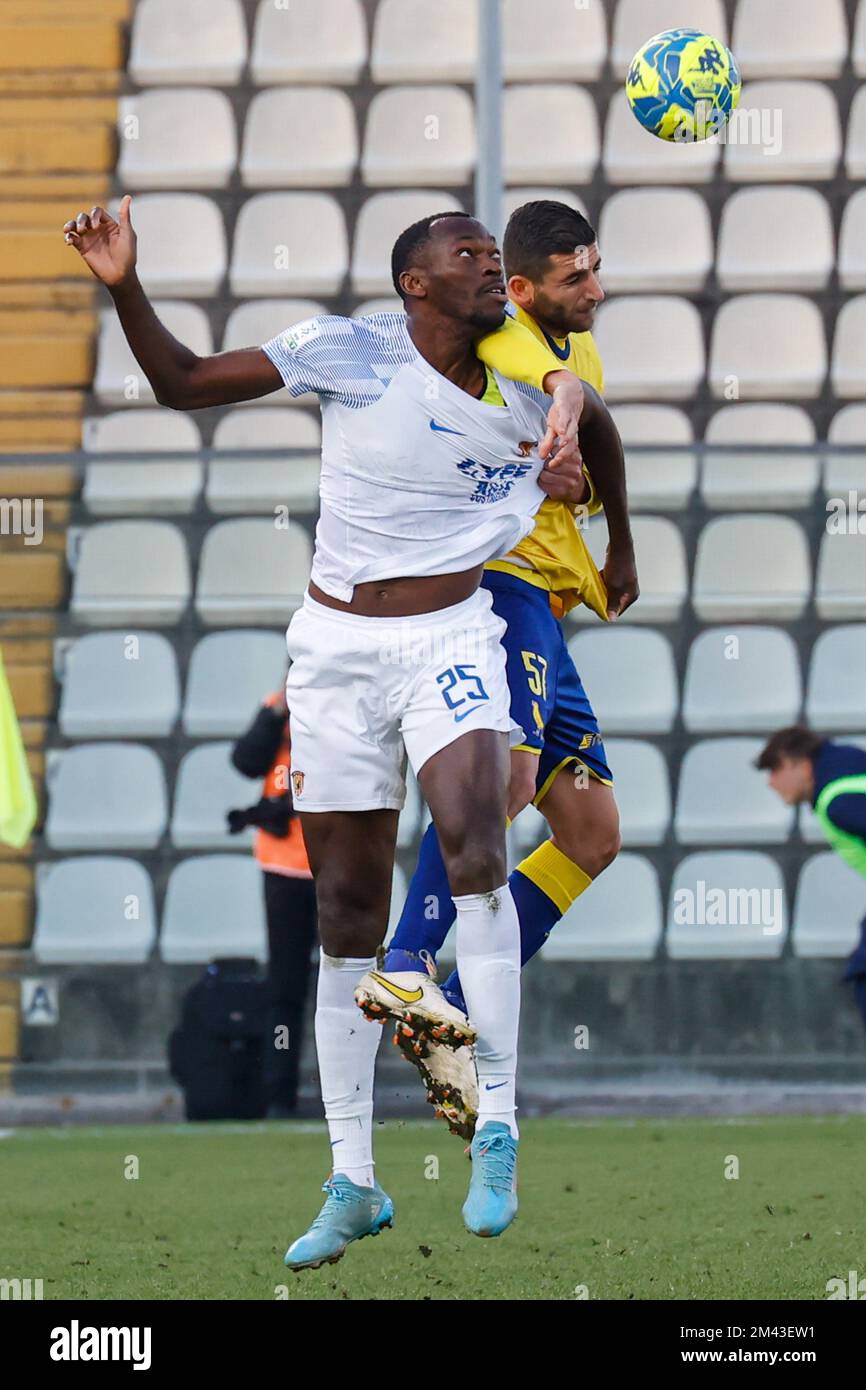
top-left (2, 1116), bottom-right (863, 1300)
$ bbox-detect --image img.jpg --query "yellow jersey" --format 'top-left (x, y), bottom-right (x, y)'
top-left (475, 306), bottom-right (609, 620)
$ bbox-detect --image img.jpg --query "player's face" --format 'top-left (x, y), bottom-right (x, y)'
top-left (421, 218), bottom-right (509, 331)
top-left (513, 244), bottom-right (604, 337)
top-left (766, 757), bottom-right (813, 805)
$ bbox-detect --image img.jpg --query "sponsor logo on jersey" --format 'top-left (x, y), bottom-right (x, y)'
top-left (456, 456), bottom-right (533, 505)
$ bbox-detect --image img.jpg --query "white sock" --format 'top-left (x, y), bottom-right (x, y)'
top-left (314, 951), bottom-right (381, 1187)
top-left (453, 885), bottom-right (520, 1139)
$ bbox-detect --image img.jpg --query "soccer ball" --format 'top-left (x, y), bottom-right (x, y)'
top-left (625, 28), bottom-right (741, 142)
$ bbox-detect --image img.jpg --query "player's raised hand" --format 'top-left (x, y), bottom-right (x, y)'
top-left (539, 374), bottom-right (584, 470)
top-left (62, 194), bottom-right (136, 287)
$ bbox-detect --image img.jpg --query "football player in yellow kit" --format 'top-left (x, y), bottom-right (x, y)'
top-left (357, 201), bottom-right (639, 1136)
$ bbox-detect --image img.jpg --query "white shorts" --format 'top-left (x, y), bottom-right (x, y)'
top-left (284, 588), bottom-right (522, 813)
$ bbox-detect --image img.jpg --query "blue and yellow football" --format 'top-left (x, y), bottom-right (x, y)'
top-left (625, 28), bottom-right (741, 141)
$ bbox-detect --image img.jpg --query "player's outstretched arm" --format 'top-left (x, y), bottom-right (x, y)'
top-left (62, 196), bottom-right (282, 409)
top-left (579, 383), bottom-right (639, 620)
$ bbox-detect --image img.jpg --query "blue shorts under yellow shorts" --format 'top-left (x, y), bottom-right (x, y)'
top-left (481, 569), bottom-right (613, 805)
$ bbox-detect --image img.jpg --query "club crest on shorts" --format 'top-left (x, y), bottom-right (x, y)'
top-left (291, 770), bottom-right (305, 797)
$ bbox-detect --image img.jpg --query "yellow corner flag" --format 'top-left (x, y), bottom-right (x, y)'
top-left (0, 646), bottom-right (37, 849)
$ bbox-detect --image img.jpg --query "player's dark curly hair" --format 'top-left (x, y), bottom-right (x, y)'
top-left (754, 725), bottom-right (824, 770)
top-left (391, 211), bottom-right (475, 300)
top-left (503, 200), bottom-right (597, 283)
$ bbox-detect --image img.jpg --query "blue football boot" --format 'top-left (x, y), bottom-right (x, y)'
top-left (462, 1121), bottom-right (518, 1237)
top-left (284, 1174), bottom-right (394, 1271)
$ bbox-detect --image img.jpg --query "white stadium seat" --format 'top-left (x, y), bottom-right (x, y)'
top-left (195, 518), bottom-right (312, 625)
top-left (611, 0), bottom-right (727, 69)
top-left (504, 85), bottom-right (599, 184)
top-left (838, 189), bottom-right (866, 290)
top-left (362, 86), bottom-right (475, 187)
top-left (826, 405), bottom-right (866, 496)
top-left (58, 632), bottom-right (180, 738)
top-left (183, 631), bottom-right (290, 738)
top-left (241, 88), bottom-right (358, 188)
top-left (675, 739), bottom-right (795, 845)
top-left (732, 0), bottom-right (847, 79)
top-left (503, 0), bottom-right (607, 82)
top-left (815, 530), bottom-right (866, 620)
top-left (573, 514), bottom-right (688, 626)
top-left (171, 743), bottom-right (259, 850)
top-left (682, 627), bottom-right (802, 734)
top-left (352, 192), bottom-right (464, 295)
top-left (94, 302), bottom-right (212, 406)
top-left (501, 188), bottom-right (587, 226)
top-left (793, 854), bottom-right (865, 958)
top-left (70, 521), bottom-right (191, 626)
top-left (603, 738), bottom-right (670, 846)
top-left (371, 0), bottom-right (477, 83)
top-left (856, 0), bottom-right (866, 78)
top-left (847, 86), bottom-right (866, 178)
top-left (230, 194), bottom-right (348, 297)
top-left (352, 298), bottom-right (403, 318)
top-left (831, 296), bottom-right (866, 398)
top-left (129, 0), bottom-right (247, 85)
top-left (594, 297), bottom-right (705, 401)
top-left (609, 405), bottom-right (696, 511)
top-left (124, 194), bottom-right (227, 297)
top-left (702, 404), bottom-right (819, 509)
top-left (161, 856), bottom-right (267, 963)
top-left (599, 189), bottom-right (712, 293)
top-left (716, 187), bottom-right (834, 291)
top-left (566, 628), bottom-right (677, 734)
top-left (725, 82), bottom-right (841, 182)
top-left (708, 295), bottom-right (827, 400)
top-left (540, 853), bottom-right (663, 962)
top-left (82, 406), bottom-right (203, 516)
top-left (82, 410), bottom-right (202, 455)
top-left (692, 515), bottom-right (811, 622)
top-left (603, 96), bottom-right (720, 184)
top-left (221, 300), bottom-right (326, 350)
top-left (213, 408), bottom-right (320, 451)
top-left (118, 89), bottom-right (237, 189)
top-left (806, 627), bottom-right (866, 732)
top-left (250, 0), bottom-right (367, 85)
top-left (667, 852), bottom-right (787, 960)
top-left (45, 743), bottom-right (168, 850)
top-left (208, 409), bottom-right (321, 515)
top-left (34, 858), bottom-right (157, 965)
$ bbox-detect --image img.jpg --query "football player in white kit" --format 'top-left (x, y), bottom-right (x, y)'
top-left (63, 200), bottom-right (622, 1267)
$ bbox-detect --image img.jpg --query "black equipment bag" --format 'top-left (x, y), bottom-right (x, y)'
top-left (169, 958), bottom-right (267, 1121)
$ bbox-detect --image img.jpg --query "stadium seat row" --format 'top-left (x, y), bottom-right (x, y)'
top-left (31, 849), bottom-right (863, 966)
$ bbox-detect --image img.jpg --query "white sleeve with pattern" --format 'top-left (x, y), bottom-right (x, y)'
top-left (261, 312), bottom-right (412, 406)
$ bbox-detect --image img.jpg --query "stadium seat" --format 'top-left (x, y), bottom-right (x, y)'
top-left (611, 0), bottom-right (727, 70)
top-left (806, 627), bottom-right (866, 731)
top-left (831, 297), bottom-right (866, 398)
top-left (352, 192), bottom-right (464, 295)
top-left (371, 0), bottom-right (477, 83)
top-left (856, 0), bottom-right (866, 78)
top-left (815, 530), bottom-right (866, 619)
top-left (708, 295), bottom-right (827, 399)
top-left (608, 405), bottom-right (696, 510)
top-left (594, 297), bottom-right (705, 401)
top-left (675, 739), bottom-right (795, 845)
top-left (214, 408), bottom-right (320, 451)
top-left (124, 194), bottom-right (227, 297)
top-left (504, 86), bottom-right (598, 184)
top-left (846, 85), bottom-right (866, 178)
top-left (250, 0), bottom-right (366, 84)
top-left (208, 409), bottom-right (321, 514)
top-left (792, 853), bottom-right (865, 958)
top-left (45, 743), bottom-right (168, 850)
top-left (82, 407), bottom-right (204, 516)
top-left (195, 518), bottom-right (312, 625)
top-left (352, 298), bottom-right (403, 318)
top-left (732, 0), bottom-right (847, 78)
top-left (94, 302), bottom-right (212, 406)
top-left (58, 632), bottom-right (180, 738)
top-left (221, 300), bottom-right (326, 406)
top-left (33, 858), bottom-right (156, 965)
top-left (501, 188), bottom-right (587, 224)
top-left (118, 89), bottom-right (237, 189)
top-left (826, 405), bottom-right (866, 495)
top-left (566, 628), bottom-right (678, 734)
top-left (362, 87), bottom-right (475, 186)
top-left (599, 189), bottom-right (712, 293)
top-left (171, 743), bottom-right (260, 849)
top-left (160, 856), bottom-right (267, 964)
top-left (839, 189), bottom-right (866, 290)
top-left (70, 521), bottom-right (191, 626)
top-left (539, 853), bottom-right (663, 962)
top-left (701, 404), bottom-right (819, 508)
top-left (230, 195), bottom-right (348, 297)
top-left (725, 82), bottom-right (841, 182)
top-left (682, 627), bottom-right (802, 734)
top-left (666, 852), bottom-right (787, 959)
top-left (183, 632), bottom-right (289, 737)
top-left (602, 514), bottom-right (687, 624)
top-left (603, 96), bottom-right (720, 184)
top-left (503, 0), bottom-right (607, 81)
top-left (241, 88), bottom-right (358, 188)
top-left (716, 187), bottom-right (834, 291)
top-left (692, 515), bottom-right (811, 622)
top-left (603, 738), bottom-right (670, 846)
top-left (129, 0), bottom-right (247, 85)
top-left (83, 410), bottom-right (202, 455)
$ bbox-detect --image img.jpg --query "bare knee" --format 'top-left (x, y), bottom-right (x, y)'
top-left (438, 834), bottom-right (507, 898)
top-left (554, 818), bottom-right (621, 880)
top-left (315, 872), bottom-right (388, 958)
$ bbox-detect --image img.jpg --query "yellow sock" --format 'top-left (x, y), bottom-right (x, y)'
top-left (515, 840), bottom-right (592, 916)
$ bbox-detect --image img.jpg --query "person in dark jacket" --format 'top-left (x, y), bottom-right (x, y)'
top-left (230, 688), bottom-right (317, 1117)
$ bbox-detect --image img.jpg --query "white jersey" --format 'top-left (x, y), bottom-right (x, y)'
top-left (262, 311), bottom-right (551, 602)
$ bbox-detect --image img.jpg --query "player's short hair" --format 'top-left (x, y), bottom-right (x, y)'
top-left (754, 725), bottom-right (824, 771)
top-left (391, 211), bottom-right (476, 300)
top-left (503, 200), bottom-right (597, 283)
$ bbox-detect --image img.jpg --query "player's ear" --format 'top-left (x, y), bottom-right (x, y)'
top-left (398, 269), bottom-right (427, 302)
top-left (507, 274), bottom-right (534, 310)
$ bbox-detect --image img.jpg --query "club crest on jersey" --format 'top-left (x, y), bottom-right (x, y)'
top-left (291, 770), bottom-right (305, 797)
top-left (456, 456), bottom-right (532, 505)
top-left (517, 440), bottom-right (536, 458)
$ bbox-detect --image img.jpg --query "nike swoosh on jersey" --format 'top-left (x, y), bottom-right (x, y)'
top-left (429, 419), bottom-right (466, 436)
top-left (368, 972), bottom-right (424, 1003)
